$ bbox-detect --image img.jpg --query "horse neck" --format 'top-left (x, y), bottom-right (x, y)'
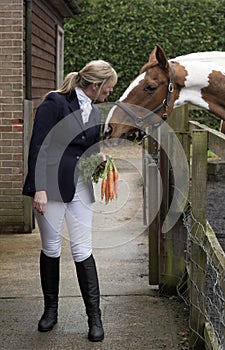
top-left (173, 60), bottom-right (225, 110)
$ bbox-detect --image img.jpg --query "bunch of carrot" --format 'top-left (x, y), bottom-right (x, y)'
top-left (77, 153), bottom-right (118, 204)
top-left (101, 156), bottom-right (118, 204)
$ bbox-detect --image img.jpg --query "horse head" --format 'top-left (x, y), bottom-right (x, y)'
top-left (105, 44), bottom-right (225, 139)
top-left (104, 45), bottom-right (184, 140)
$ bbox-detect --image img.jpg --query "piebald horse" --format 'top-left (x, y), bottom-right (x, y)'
top-left (104, 45), bottom-right (225, 139)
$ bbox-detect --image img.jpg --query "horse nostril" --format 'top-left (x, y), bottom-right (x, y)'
top-left (103, 124), bottom-right (113, 139)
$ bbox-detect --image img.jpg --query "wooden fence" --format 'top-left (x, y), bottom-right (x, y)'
top-left (143, 105), bottom-right (225, 349)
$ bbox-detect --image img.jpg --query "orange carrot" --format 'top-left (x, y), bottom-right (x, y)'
top-left (113, 169), bottom-right (119, 199)
top-left (101, 178), bottom-right (107, 200)
top-left (105, 178), bottom-right (110, 204)
top-left (107, 170), bottom-right (114, 200)
top-left (100, 156), bottom-right (118, 204)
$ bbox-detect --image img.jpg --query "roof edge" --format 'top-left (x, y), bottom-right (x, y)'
top-left (63, 0), bottom-right (81, 15)
top-left (48, 0), bottom-right (81, 18)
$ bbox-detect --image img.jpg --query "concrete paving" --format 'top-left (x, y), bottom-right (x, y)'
top-left (0, 153), bottom-right (189, 350)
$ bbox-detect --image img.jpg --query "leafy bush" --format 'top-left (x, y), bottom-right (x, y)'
top-left (189, 110), bottom-right (221, 130)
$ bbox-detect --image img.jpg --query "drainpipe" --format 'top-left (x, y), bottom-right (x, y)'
top-left (24, 0), bottom-right (33, 232)
top-left (25, 0), bottom-right (32, 100)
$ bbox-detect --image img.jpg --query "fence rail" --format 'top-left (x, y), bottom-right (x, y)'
top-left (189, 120), bottom-right (225, 160)
top-left (144, 106), bottom-right (225, 349)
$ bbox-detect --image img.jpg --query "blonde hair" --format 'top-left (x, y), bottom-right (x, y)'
top-left (56, 60), bottom-right (117, 95)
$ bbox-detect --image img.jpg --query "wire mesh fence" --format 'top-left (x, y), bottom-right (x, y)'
top-left (180, 202), bottom-right (225, 349)
top-left (143, 117), bottom-right (225, 349)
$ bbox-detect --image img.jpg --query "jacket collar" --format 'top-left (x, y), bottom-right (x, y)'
top-left (65, 90), bottom-right (100, 132)
top-left (66, 90), bottom-right (80, 112)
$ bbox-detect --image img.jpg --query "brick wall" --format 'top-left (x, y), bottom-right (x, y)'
top-left (0, 0), bottom-right (78, 233)
top-left (0, 0), bottom-right (25, 233)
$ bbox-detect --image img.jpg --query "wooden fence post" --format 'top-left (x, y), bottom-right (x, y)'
top-left (189, 129), bottom-right (208, 349)
top-left (168, 104), bottom-right (189, 132)
top-left (160, 130), bottom-right (190, 294)
top-left (147, 128), bottom-right (161, 285)
top-left (147, 105), bottom-right (190, 291)
top-left (159, 106), bottom-right (190, 294)
top-left (159, 131), bottom-right (169, 290)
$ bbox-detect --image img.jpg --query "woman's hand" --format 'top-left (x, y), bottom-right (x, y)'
top-left (98, 152), bottom-right (106, 161)
top-left (33, 191), bottom-right (47, 214)
top-left (98, 152), bottom-right (106, 169)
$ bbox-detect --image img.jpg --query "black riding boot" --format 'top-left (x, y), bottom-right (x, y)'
top-left (38, 251), bottom-right (60, 332)
top-left (75, 255), bottom-right (104, 342)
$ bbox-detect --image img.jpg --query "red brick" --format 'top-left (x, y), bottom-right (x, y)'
top-left (2, 160), bottom-right (22, 167)
top-left (12, 112), bottom-right (23, 119)
top-left (12, 54), bottom-right (22, 60)
top-left (2, 146), bottom-right (22, 153)
top-left (0, 140), bottom-right (11, 146)
top-left (0, 126), bottom-right (12, 132)
top-left (1, 116), bottom-right (14, 123)
top-left (1, 188), bottom-right (22, 195)
top-left (0, 167), bottom-right (7, 174)
top-left (13, 153), bottom-right (23, 160)
top-left (2, 76), bottom-right (22, 83)
top-left (12, 181), bottom-right (22, 189)
top-left (0, 153), bottom-right (12, 160)
top-left (2, 104), bottom-right (22, 111)
top-left (0, 181), bottom-right (11, 188)
top-left (11, 118), bottom-right (23, 125)
top-left (2, 47), bottom-right (22, 55)
top-left (2, 133), bottom-right (22, 140)
top-left (12, 83), bottom-right (23, 90)
top-left (0, 97), bottom-right (13, 104)
top-left (0, 83), bottom-right (13, 91)
top-left (12, 167), bottom-right (22, 174)
top-left (1, 29), bottom-right (23, 40)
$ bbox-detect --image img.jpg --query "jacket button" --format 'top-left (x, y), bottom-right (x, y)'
top-left (82, 135), bottom-right (85, 140)
top-left (76, 156), bottom-right (80, 160)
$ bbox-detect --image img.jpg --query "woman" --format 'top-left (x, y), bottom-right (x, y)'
top-left (23, 60), bottom-right (117, 341)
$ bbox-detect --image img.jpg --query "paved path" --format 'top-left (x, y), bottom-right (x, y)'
top-left (0, 150), bottom-right (189, 350)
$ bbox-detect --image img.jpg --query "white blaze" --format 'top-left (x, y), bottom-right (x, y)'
top-left (104, 105), bottom-right (116, 133)
top-left (104, 73), bottom-right (145, 132)
top-left (119, 73), bottom-right (145, 101)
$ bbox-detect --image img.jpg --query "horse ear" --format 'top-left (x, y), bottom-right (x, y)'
top-left (149, 45), bottom-right (169, 72)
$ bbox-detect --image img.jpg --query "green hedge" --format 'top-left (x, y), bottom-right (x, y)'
top-left (64, 0), bottom-right (224, 128)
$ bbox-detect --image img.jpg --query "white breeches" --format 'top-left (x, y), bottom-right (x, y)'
top-left (34, 177), bottom-right (93, 262)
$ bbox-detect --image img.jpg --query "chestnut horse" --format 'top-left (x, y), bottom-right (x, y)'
top-left (104, 45), bottom-right (225, 139)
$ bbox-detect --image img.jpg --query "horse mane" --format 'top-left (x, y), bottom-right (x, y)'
top-left (140, 62), bottom-right (152, 74)
top-left (139, 61), bottom-right (168, 74)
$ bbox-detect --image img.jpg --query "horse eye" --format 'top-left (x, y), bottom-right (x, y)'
top-left (144, 85), bottom-right (156, 93)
